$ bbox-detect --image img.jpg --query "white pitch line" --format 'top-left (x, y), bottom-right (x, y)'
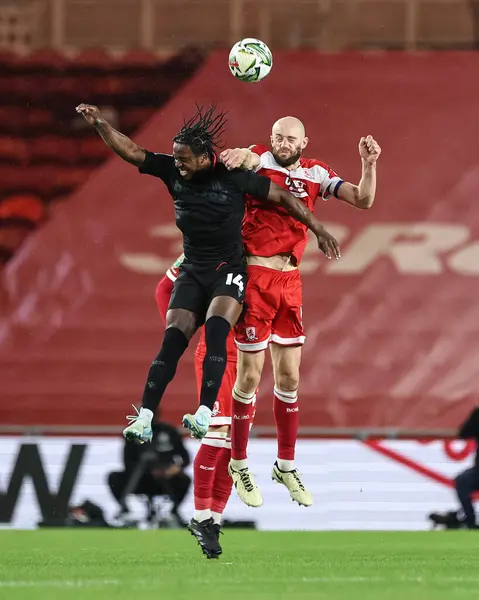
top-left (302, 577), bottom-right (383, 583)
top-left (2, 576), bottom-right (479, 589)
top-left (301, 577), bottom-right (479, 584)
top-left (0, 580), bottom-right (120, 588)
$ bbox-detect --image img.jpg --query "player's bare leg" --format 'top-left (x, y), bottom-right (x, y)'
top-left (229, 350), bottom-right (264, 507)
top-left (189, 423), bottom-right (230, 558)
top-left (124, 308), bottom-right (198, 443)
top-left (182, 296), bottom-right (242, 439)
top-left (269, 343), bottom-right (312, 506)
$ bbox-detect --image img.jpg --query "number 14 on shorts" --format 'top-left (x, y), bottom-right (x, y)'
top-left (226, 272), bottom-right (244, 296)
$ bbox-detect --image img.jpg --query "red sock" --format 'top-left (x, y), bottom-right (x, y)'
top-left (211, 446), bottom-right (234, 515)
top-left (193, 442), bottom-right (222, 510)
top-left (274, 387), bottom-right (299, 462)
top-left (231, 387), bottom-right (256, 461)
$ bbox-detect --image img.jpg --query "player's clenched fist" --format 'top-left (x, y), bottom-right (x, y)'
top-left (76, 104), bottom-right (101, 125)
top-left (220, 148), bottom-right (249, 170)
top-left (359, 135), bottom-right (381, 164)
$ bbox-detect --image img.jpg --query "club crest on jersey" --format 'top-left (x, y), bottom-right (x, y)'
top-left (285, 176), bottom-right (308, 199)
top-left (246, 327), bottom-right (257, 341)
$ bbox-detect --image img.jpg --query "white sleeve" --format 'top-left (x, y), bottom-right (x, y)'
top-left (249, 145), bottom-right (269, 173)
top-left (310, 163), bottom-right (344, 201)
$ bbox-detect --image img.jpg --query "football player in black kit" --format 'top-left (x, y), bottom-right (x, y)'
top-left (76, 103), bottom-right (340, 445)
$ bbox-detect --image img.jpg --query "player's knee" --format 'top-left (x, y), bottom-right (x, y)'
top-left (236, 368), bottom-right (261, 393)
top-left (165, 313), bottom-right (197, 340)
top-left (275, 369), bottom-right (299, 392)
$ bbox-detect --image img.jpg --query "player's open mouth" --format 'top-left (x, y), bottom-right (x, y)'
top-left (179, 169), bottom-right (188, 176)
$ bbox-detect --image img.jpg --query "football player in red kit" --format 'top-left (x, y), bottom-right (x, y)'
top-left (221, 117), bottom-right (381, 507)
top-left (155, 253), bottom-right (251, 558)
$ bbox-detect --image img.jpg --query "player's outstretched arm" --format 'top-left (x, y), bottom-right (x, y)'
top-left (337, 135), bottom-right (381, 209)
top-left (75, 104), bottom-right (146, 167)
top-left (267, 182), bottom-right (341, 260)
top-left (220, 147), bottom-right (260, 171)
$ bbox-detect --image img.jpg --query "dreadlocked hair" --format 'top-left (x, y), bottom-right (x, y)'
top-left (173, 104), bottom-right (228, 158)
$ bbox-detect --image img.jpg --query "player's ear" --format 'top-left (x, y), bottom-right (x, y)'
top-left (302, 136), bottom-right (309, 150)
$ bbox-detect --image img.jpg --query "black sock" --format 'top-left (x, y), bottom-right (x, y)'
top-left (200, 316), bottom-right (230, 411)
top-left (141, 327), bottom-right (189, 413)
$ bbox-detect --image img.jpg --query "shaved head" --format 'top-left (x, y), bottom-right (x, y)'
top-left (272, 116), bottom-right (306, 140)
top-left (270, 116), bottom-right (308, 168)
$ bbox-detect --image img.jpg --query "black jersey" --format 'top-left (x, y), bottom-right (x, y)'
top-left (139, 151), bottom-right (271, 268)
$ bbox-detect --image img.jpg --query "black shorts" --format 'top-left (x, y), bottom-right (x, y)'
top-left (169, 262), bottom-right (247, 323)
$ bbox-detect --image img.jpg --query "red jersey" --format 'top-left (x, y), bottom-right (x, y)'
top-left (242, 144), bottom-right (343, 265)
top-left (155, 256), bottom-right (237, 363)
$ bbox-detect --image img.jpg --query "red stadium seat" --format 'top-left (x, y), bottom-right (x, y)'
top-left (29, 136), bottom-right (78, 165)
top-left (120, 49), bottom-right (160, 67)
top-left (72, 47), bottom-right (114, 70)
top-left (0, 49), bottom-right (19, 68)
top-left (0, 74), bottom-right (11, 95)
top-left (90, 73), bottom-right (128, 97)
top-left (27, 108), bottom-right (55, 132)
top-left (2, 74), bottom-right (33, 102)
top-left (120, 107), bottom-right (156, 132)
top-left (0, 165), bottom-right (58, 198)
top-left (77, 136), bottom-right (113, 164)
top-left (0, 107), bottom-right (28, 135)
top-left (19, 47), bottom-right (67, 70)
top-left (0, 194), bottom-right (44, 223)
top-left (51, 166), bottom-right (94, 191)
top-left (0, 137), bottom-right (28, 164)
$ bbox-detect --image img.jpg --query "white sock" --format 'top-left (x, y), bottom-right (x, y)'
top-left (138, 408), bottom-right (153, 426)
top-left (196, 405), bottom-right (212, 418)
top-left (194, 509), bottom-right (211, 522)
top-left (211, 512), bottom-right (222, 525)
top-left (230, 458), bottom-right (248, 470)
top-left (277, 458), bottom-right (295, 472)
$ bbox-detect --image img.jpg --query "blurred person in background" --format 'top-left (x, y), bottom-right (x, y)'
top-left (429, 405), bottom-right (479, 529)
top-left (108, 409), bottom-right (191, 528)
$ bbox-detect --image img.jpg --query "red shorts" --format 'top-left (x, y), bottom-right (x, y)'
top-left (194, 352), bottom-right (236, 426)
top-left (235, 265), bottom-right (305, 352)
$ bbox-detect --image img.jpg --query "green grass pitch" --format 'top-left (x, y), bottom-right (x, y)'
top-left (2, 530), bottom-right (479, 599)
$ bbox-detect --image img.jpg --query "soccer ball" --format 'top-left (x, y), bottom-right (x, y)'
top-left (228, 38), bottom-right (273, 83)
